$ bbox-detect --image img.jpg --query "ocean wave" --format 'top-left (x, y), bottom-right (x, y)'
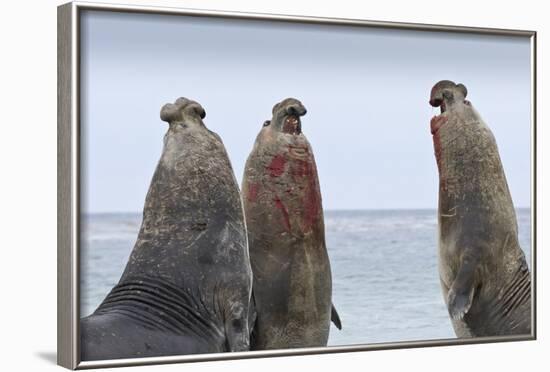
top-left (325, 218), bottom-right (437, 233)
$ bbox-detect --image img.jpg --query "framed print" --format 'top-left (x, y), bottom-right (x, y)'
top-left (57, 1), bottom-right (537, 369)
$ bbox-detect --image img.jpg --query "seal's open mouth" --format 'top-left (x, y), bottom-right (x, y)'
top-left (283, 115), bottom-right (302, 135)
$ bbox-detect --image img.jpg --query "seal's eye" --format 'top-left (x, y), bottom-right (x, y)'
top-left (442, 90), bottom-right (454, 100)
top-left (263, 120), bottom-right (271, 127)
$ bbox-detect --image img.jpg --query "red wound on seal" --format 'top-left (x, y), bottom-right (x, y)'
top-left (273, 197), bottom-right (291, 232)
top-left (266, 154), bottom-right (286, 177)
top-left (302, 186), bottom-right (321, 231)
top-left (291, 159), bottom-right (313, 178)
top-left (291, 158), bottom-right (320, 231)
top-left (431, 115), bottom-right (447, 135)
top-left (247, 183), bottom-right (259, 202)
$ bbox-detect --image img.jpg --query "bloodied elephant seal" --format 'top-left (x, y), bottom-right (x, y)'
top-left (80, 98), bottom-right (253, 360)
top-left (242, 98), bottom-right (341, 350)
top-left (429, 80), bottom-right (531, 337)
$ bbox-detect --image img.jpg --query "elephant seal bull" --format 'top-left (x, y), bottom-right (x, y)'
top-left (242, 98), bottom-right (340, 350)
top-left (81, 98), bottom-right (253, 360)
top-left (429, 80), bottom-right (531, 337)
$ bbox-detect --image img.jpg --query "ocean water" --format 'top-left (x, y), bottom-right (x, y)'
top-left (80, 208), bottom-right (531, 346)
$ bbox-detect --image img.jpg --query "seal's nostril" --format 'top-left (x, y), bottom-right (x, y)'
top-left (287, 105), bottom-right (306, 116)
top-left (196, 107), bottom-right (206, 119)
top-left (188, 104), bottom-right (206, 119)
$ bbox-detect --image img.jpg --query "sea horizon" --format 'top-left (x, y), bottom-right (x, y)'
top-left (82, 206), bottom-right (532, 217)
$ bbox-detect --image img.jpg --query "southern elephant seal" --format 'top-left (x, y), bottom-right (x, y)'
top-left (429, 80), bottom-right (531, 337)
top-left (242, 98), bottom-right (341, 350)
top-left (81, 98), bottom-right (253, 360)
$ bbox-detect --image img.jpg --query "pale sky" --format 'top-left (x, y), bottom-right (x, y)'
top-left (80, 10), bottom-right (532, 213)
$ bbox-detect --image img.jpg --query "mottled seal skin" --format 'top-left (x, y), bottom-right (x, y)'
top-left (430, 81), bottom-right (531, 337)
top-left (242, 98), bottom-right (340, 350)
top-left (81, 98), bottom-right (253, 360)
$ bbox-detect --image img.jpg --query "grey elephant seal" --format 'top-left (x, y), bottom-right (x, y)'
top-left (242, 98), bottom-right (340, 350)
top-left (429, 80), bottom-right (531, 337)
top-left (80, 98), bottom-right (253, 360)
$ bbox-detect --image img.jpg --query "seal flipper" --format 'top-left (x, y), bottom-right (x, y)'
top-left (448, 285), bottom-right (476, 321)
top-left (331, 304), bottom-right (342, 330)
top-left (223, 302), bottom-right (251, 352)
top-left (447, 251), bottom-right (479, 321)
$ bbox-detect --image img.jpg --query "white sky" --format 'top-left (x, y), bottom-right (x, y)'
top-left (81, 10), bottom-right (532, 213)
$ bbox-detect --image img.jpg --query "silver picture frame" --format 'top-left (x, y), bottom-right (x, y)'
top-left (57, 1), bottom-right (537, 369)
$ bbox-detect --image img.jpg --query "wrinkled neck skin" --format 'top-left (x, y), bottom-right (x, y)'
top-left (253, 124), bottom-right (310, 158)
top-left (141, 119), bottom-right (230, 243)
top-left (432, 98), bottom-right (511, 209)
